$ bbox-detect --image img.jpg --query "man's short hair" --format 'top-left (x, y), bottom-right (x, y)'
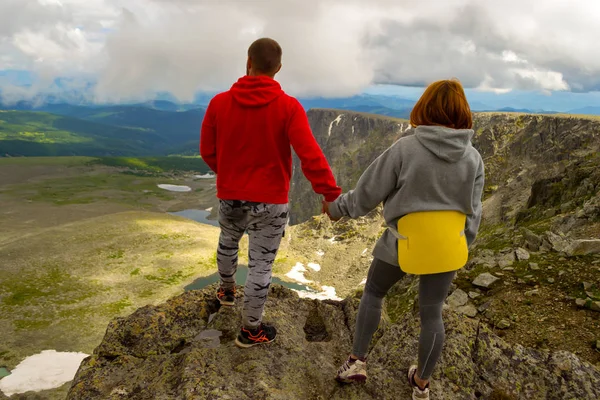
top-left (248, 38), bottom-right (282, 75)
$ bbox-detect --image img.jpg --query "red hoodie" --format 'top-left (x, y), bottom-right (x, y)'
top-left (200, 76), bottom-right (341, 204)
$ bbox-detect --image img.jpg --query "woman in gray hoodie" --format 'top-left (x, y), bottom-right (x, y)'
top-left (325, 79), bottom-right (484, 400)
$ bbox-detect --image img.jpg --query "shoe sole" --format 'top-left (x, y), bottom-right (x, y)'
top-left (335, 374), bottom-right (367, 384)
top-left (216, 294), bottom-right (235, 307)
top-left (234, 337), bottom-right (275, 349)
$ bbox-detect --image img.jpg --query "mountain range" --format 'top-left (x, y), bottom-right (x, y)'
top-left (1, 93), bottom-right (599, 158)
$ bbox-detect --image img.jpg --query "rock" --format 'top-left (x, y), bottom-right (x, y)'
top-left (66, 285), bottom-right (600, 400)
top-left (515, 248), bottom-right (531, 261)
top-left (596, 340), bottom-right (600, 350)
top-left (525, 289), bottom-right (540, 297)
top-left (566, 239), bottom-right (600, 256)
top-left (447, 289), bottom-right (469, 308)
top-left (546, 231), bottom-right (570, 253)
top-left (583, 282), bottom-right (593, 291)
top-left (497, 252), bottom-right (515, 268)
top-left (548, 278), bottom-right (555, 284)
top-left (496, 319), bottom-right (511, 329)
top-left (502, 266), bottom-right (515, 271)
top-left (473, 273), bottom-right (500, 289)
top-left (522, 228), bottom-right (543, 251)
top-left (529, 262), bottom-right (540, 270)
top-left (468, 291), bottom-right (481, 299)
top-left (478, 301), bottom-right (492, 313)
top-left (576, 298), bottom-right (588, 308)
top-left (517, 279), bottom-right (526, 284)
top-left (457, 305), bottom-right (478, 318)
top-left (591, 302), bottom-right (600, 312)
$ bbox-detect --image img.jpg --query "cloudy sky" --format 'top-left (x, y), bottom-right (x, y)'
top-left (1, 0), bottom-right (599, 106)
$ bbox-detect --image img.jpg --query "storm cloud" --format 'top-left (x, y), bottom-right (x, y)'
top-left (1, 0), bottom-right (599, 101)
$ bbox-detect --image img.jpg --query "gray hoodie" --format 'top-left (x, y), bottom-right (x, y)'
top-left (328, 125), bottom-right (485, 267)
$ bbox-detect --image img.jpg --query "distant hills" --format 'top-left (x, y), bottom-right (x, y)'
top-left (0, 94), bottom-right (598, 158)
top-left (0, 102), bottom-right (205, 157)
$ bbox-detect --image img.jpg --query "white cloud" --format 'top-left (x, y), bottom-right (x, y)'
top-left (1, 0), bottom-right (599, 102)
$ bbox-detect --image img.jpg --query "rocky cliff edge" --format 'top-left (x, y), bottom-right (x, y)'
top-left (67, 285), bottom-right (600, 400)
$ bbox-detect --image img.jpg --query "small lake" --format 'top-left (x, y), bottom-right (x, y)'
top-left (185, 265), bottom-right (317, 293)
top-left (170, 209), bottom-right (219, 227)
top-left (175, 210), bottom-right (317, 295)
top-left (0, 367), bottom-right (10, 379)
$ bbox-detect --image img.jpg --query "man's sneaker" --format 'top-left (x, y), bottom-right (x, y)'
top-left (335, 357), bottom-right (367, 383)
top-left (216, 286), bottom-right (236, 306)
top-left (408, 365), bottom-right (430, 400)
top-left (234, 323), bottom-right (277, 348)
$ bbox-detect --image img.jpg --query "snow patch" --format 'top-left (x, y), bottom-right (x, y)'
top-left (328, 236), bottom-right (338, 244)
top-left (361, 248), bottom-right (368, 255)
top-left (352, 125), bottom-right (355, 134)
top-left (194, 173), bottom-right (215, 179)
top-left (0, 350), bottom-right (89, 396)
top-left (205, 207), bottom-right (213, 212)
top-left (285, 262), bottom-right (312, 284)
top-left (293, 285), bottom-right (342, 301)
top-left (328, 114), bottom-right (343, 136)
top-left (360, 278), bottom-right (367, 285)
top-left (157, 184), bottom-right (192, 192)
top-left (316, 250), bottom-right (325, 257)
top-left (307, 263), bottom-right (321, 272)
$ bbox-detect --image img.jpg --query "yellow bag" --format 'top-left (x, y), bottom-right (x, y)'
top-left (396, 211), bottom-right (468, 275)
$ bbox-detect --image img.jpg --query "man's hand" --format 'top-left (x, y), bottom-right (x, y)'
top-left (322, 200), bottom-right (340, 221)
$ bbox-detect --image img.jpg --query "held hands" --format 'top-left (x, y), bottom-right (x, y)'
top-left (322, 199), bottom-right (340, 222)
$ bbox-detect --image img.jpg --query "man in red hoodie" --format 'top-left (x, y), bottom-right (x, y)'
top-left (200, 38), bottom-right (341, 348)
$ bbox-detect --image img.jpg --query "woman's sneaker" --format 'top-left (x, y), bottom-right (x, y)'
top-left (216, 286), bottom-right (236, 306)
top-left (335, 357), bottom-right (367, 383)
top-left (235, 323), bottom-right (277, 348)
top-left (408, 365), bottom-right (430, 400)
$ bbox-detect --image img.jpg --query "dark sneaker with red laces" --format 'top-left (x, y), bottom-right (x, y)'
top-left (216, 286), bottom-right (236, 306)
top-left (234, 323), bottom-right (277, 348)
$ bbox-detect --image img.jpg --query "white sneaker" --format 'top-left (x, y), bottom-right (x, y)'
top-left (408, 365), bottom-right (430, 400)
top-left (335, 357), bottom-right (367, 383)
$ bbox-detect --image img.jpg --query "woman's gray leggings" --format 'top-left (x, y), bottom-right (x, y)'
top-left (352, 258), bottom-right (455, 380)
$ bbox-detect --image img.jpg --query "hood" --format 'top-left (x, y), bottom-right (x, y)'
top-left (230, 76), bottom-right (284, 107)
top-left (414, 125), bottom-right (474, 163)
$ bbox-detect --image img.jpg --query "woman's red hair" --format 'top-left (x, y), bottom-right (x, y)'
top-left (410, 79), bottom-right (473, 129)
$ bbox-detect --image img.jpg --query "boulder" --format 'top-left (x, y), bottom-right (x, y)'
top-left (473, 273), bottom-right (500, 289)
top-left (515, 247), bottom-right (531, 261)
top-left (446, 289), bottom-right (469, 308)
top-left (457, 305), bottom-right (478, 318)
top-left (497, 251), bottom-right (516, 268)
top-left (522, 228), bottom-right (543, 251)
top-left (567, 239), bottom-right (600, 256)
top-left (66, 286), bottom-right (600, 400)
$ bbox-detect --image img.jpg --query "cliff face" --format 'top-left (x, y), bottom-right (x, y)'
top-left (290, 111), bottom-right (600, 232)
top-left (67, 285), bottom-right (600, 400)
top-left (290, 110), bottom-right (411, 224)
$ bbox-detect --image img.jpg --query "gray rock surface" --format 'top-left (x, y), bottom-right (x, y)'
top-left (66, 286), bottom-right (600, 400)
top-left (473, 273), bottom-right (500, 289)
top-left (515, 248), bottom-right (531, 261)
top-left (446, 289), bottom-right (469, 308)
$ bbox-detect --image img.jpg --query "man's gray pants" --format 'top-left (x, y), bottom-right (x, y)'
top-left (217, 200), bottom-right (288, 328)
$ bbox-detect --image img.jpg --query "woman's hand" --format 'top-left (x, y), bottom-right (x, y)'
top-left (322, 200), bottom-right (340, 221)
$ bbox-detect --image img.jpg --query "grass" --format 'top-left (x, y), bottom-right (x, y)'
top-left (90, 156), bottom-right (210, 174)
top-left (0, 211), bottom-right (221, 372)
top-left (0, 156), bottom-right (94, 166)
top-left (3, 172), bottom-right (178, 206)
